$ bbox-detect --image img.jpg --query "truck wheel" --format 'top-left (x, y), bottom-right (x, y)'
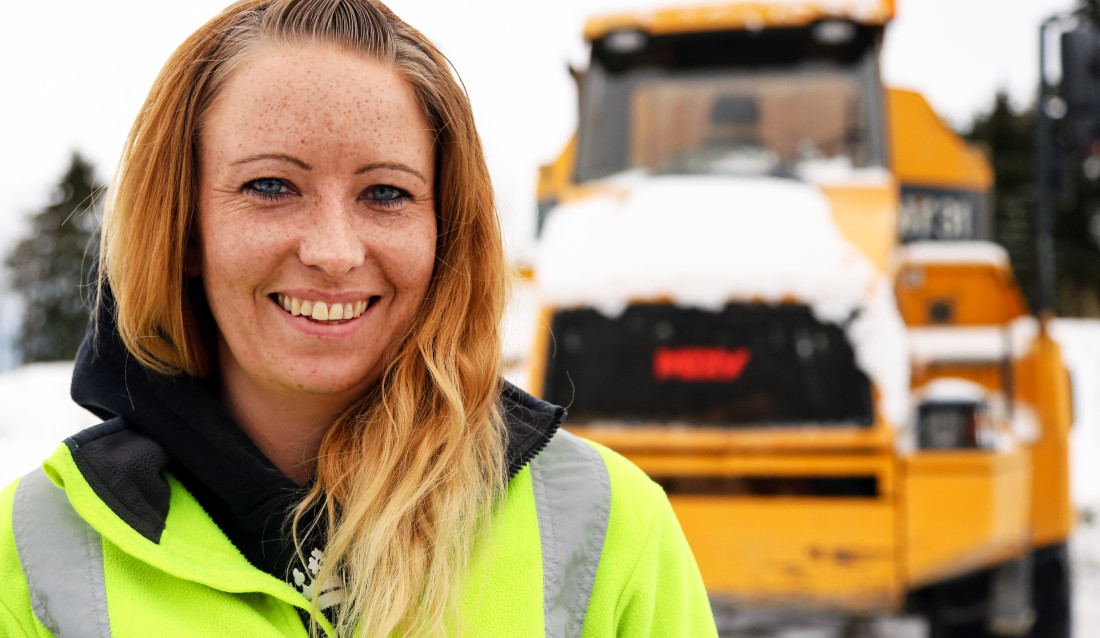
top-left (1027, 542), bottom-right (1071, 638)
top-left (922, 569), bottom-right (996, 638)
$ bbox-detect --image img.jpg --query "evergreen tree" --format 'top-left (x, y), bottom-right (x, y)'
top-left (1058, 0), bottom-right (1100, 315)
top-left (1055, 155), bottom-right (1100, 316)
top-left (5, 152), bottom-right (101, 362)
top-left (964, 93), bottom-right (1041, 310)
top-left (966, 87), bottom-right (1100, 317)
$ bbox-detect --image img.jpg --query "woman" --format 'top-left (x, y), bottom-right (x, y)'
top-left (0, 0), bottom-right (716, 636)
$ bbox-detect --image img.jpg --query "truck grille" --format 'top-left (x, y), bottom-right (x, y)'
top-left (544, 304), bottom-right (873, 427)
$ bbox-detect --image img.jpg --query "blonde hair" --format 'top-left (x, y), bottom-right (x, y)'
top-left (101, 0), bottom-right (508, 635)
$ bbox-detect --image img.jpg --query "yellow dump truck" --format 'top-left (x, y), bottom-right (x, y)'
top-left (525, 1), bottom-right (1075, 636)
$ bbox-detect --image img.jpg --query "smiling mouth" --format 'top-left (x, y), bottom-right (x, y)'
top-left (273, 294), bottom-right (378, 323)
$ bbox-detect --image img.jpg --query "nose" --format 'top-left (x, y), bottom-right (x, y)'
top-left (297, 196), bottom-right (365, 277)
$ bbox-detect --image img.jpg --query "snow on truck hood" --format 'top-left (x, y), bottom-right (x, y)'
top-left (535, 174), bottom-right (910, 426)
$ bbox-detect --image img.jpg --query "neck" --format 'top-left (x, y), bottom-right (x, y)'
top-left (218, 372), bottom-right (356, 485)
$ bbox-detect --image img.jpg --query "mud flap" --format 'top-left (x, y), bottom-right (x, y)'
top-left (989, 553), bottom-right (1035, 636)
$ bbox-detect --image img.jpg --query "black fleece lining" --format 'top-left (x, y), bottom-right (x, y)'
top-left (66, 418), bottom-right (171, 543)
top-left (499, 382), bottom-right (567, 479)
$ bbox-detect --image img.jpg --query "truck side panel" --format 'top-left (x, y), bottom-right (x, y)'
top-left (903, 449), bottom-right (1031, 588)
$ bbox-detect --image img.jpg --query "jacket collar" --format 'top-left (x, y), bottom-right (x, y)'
top-left (68, 282), bottom-right (566, 546)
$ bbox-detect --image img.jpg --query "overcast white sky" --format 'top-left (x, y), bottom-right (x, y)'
top-left (0, 0), bottom-right (1079, 257)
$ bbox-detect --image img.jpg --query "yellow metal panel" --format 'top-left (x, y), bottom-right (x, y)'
top-left (674, 497), bottom-right (901, 612)
top-left (909, 330), bottom-right (1074, 551)
top-left (903, 449), bottom-right (1031, 587)
top-left (566, 419), bottom-right (895, 454)
top-left (820, 183), bottom-right (899, 273)
top-left (536, 134), bottom-right (577, 205)
top-left (626, 452), bottom-right (897, 497)
top-left (887, 88), bottom-right (993, 192)
top-left (1014, 331), bottom-right (1075, 547)
top-left (584, 1), bottom-right (895, 41)
top-left (894, 263), bottom-right (1029, 326)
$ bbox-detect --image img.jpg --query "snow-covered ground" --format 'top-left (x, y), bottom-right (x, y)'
top-left (1053, 319), bottom-right (1100, 638)
top-left (0, 361), bottom-right (98, 487)
top-left (2, 320), bottom-right (1100, 636)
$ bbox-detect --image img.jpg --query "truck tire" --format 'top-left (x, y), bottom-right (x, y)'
top-left (922, 568), bottom-right (996, 638)
top-left (1027, 542), bottom-right (1072, 638)
top-left (920, 543), bottom-right (1071, 638)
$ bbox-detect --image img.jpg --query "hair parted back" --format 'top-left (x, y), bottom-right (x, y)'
top-left (102, 0), bottom-right (508, 635)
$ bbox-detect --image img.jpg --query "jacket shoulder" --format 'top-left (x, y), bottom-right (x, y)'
top-left (0, 473), bottom-right (57, 637)
top-left (584, 438), bottom-right (664, 505)
top-left (533, 431), bottom-right (665, 535)
top-left (573, 436), bottom-right (719, 638)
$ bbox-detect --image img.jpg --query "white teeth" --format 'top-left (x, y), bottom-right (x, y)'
top-left (277, 295), bottom-right (370, 322)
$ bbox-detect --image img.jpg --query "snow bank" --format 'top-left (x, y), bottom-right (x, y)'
top-left (1051, 319), bottom-right (1100, 508)
top-left (537, 175), bottom-right (874, 317)
top-left (502, 278), bottom-right (540, 366)
top-left (908, 318), bottom-right (1039, 365)
top-left (536, 174), bottom-right (909, 425)
top-left (1050, 320), bottom-right (1100, 636)
top-left (914, 377), bottom-right (989, 403)
top-left (502, 277), bottom-right (544, 390)
top-left (895, 241), bottom-right (1011, 269)
top-left (849, 282), bottom-right (910, 427)
top-left (0, 362), bottom-right (98, 487)
top-left (794, 157), bottom-right (893, 187)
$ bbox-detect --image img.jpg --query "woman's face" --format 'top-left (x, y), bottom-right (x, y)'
top-left (194, 44), bottom-right (436, 409)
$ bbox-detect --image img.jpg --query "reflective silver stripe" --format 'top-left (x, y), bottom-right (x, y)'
top-left (530, 430), bottom-right (611, 638)
top-left (12, 468), bottom-right (111, 637)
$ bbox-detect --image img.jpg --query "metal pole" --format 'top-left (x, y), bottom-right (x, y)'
top-left (1036, 16), bottom-right (1058, 322)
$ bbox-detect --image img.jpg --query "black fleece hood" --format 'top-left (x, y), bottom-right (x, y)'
top-left (67, 279), bottom-right (565, 578)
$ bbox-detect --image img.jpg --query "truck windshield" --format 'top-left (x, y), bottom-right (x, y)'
top-left (576, 26), bottom-right (885, 182)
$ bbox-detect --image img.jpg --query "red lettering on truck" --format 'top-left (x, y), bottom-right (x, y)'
top-left (653, 346), bottom-right (752, 382)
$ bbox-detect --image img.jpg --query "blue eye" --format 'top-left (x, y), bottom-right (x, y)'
top-left (243, 178), bottom-right (293, 201)
top-left (364, 185), bottom-right (411, 208)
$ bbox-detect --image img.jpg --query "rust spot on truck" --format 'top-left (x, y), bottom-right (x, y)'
top-left (808, 546), bottom-right (891, 566)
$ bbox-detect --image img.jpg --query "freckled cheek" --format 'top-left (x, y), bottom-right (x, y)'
top-left (411, 247), bottom-right (437, 293)
top-left (404, 228), bottom-right (438, 289)
top-left (373, 228), bottom-right (436, 295)
top-left (200, 224), bottom-right (287, 293)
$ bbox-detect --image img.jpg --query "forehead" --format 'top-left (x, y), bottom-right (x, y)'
top-left (201, 43), bottom-right (432, 164)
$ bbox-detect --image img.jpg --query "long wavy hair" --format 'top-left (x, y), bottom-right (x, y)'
top-left (100, 0), bottom-right (508, 634)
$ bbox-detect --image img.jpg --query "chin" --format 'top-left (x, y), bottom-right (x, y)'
top-left (267, 354), bottom-right (382, 398)
top-left (293, 372), bottom-right (380, 399)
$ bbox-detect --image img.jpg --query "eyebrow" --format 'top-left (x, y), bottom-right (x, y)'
top-left (356, 162), bottom-right (428, 184)
top-left (228, 155), bottom-right (427, 184)
top-left (231, 153), bottom-right (312, 170)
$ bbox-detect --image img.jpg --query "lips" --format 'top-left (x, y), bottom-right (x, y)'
top-left (274, 293), bottom-right (376, 322)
